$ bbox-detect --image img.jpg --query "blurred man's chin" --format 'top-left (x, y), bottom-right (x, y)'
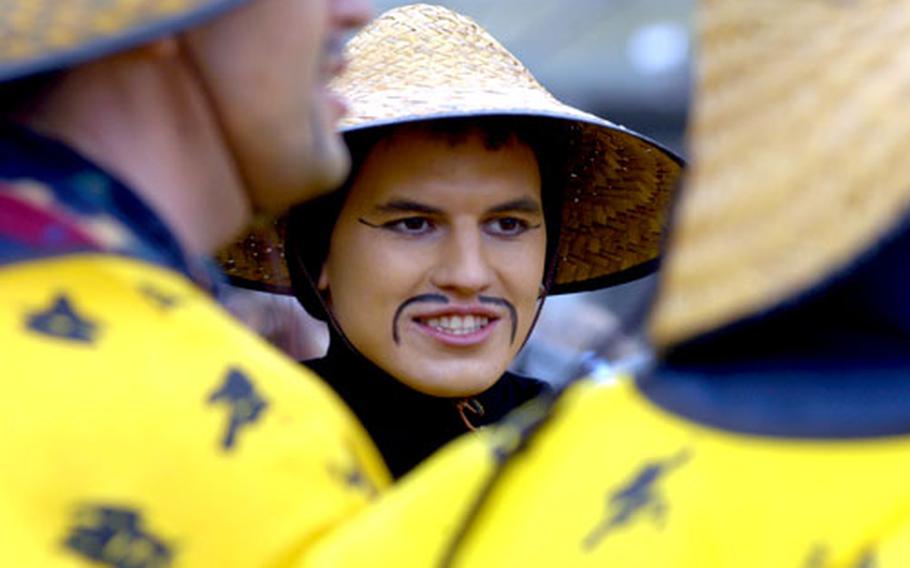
top-left (250, 139), bottom-right (349, 213)
top-left (307, 138), bottom-right (351, 198)
top-left (295, 127), bottom-right (350, 202)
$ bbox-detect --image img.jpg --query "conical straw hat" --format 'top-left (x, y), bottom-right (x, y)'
top-left (0, 0), bottom-right (249, 82)
top-left (649, 0), bottom-right (910, 347)
top-left (219, 3), bottom-right (683, 296)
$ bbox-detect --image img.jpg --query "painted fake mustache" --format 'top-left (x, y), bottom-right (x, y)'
top-left (392, 293), bottom-right (518, 345)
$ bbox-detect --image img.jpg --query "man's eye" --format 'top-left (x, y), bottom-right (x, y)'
top-left (385, 217), bottom-right (434, 234)
top-left (485, 217), bottom-right (531, 236)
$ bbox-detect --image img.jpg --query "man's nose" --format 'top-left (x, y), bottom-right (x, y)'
top-left (429, 227), bottom-right (494, 297)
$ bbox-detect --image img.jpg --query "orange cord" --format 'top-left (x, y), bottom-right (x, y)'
top-left (455, 398), bottom-right (485, 431)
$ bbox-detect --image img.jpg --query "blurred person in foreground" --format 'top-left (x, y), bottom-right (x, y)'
top-left (0, 0), bottom-right (393, 565)
top-left (218, 4), bottom-right (683, 479)
top-left (299, 1), bottom-right (910, 566)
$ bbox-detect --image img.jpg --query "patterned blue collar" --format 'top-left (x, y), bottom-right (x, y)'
top-left (0, 122), bottom-right (220, 290)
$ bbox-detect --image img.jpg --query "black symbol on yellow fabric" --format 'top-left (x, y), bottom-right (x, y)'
top-left (329, 445), bottom-right (379, 498)
top-left (208, 368), bottom-right (268, 451)
top-left (63, 506), bottom-right (173, 568)
top-left (854, 549), bottom-right (877, 568)
top-left (803, 545), bottom-right (829, 568)
top-left (27, 294), bottom-right (99, 344)
top-left (137, 284), bottom-right (181, 310)
top-left (583, 448), bottom-right (692, 551)
top-left (803, 545), bottom-right (876, 568)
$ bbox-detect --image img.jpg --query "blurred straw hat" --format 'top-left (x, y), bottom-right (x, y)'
top-left (649, 0), bottom-right (910, 347)
top-left (0, 0), bottom-right (249, 81)
top-left (218, 3), bottom-right (683, 296)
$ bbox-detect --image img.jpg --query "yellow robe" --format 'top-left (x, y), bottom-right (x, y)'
top-left (0, 255), bottom-right (390, 567)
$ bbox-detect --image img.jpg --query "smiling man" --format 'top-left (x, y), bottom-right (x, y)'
top-left (219, 4), bottom-right (683, 478)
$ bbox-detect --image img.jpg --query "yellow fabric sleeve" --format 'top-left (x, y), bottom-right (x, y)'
top-left (0, 255), bottom-right (390, 567)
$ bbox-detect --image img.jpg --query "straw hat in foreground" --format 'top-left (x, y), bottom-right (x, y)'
top-left (649, 0), bottom-right (910, 347)
top-left (218, 3), bottom-right (684, 298)
top-left (0, 0), bottom-right (249, 82)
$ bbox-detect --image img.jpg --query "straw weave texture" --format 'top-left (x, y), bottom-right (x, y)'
top-left (650, 0), bottom-right (910, 346)
top-left (333, 4), bottom-right (573, 128)
top-left (0, 0), bottom-right (237, 80)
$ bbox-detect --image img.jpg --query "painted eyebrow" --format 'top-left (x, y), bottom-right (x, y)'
top-left (373, 199), bottom-right (443, 215)
top-left (486, 197), bottom-right (543, 215)
top-left (371, 197), bottom-right (542, 216)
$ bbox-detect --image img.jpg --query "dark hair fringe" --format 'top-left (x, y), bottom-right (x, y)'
top-left (285, 115), bottom-right (570, 321)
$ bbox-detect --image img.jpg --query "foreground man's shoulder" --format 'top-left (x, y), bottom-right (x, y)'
top-left (0, 255), bottom-right (390, 567)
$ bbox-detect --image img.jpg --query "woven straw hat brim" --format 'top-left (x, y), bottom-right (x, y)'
top-left (0, 0), bottom-right (249, 82)
top-left (217, 3), bottom-right (683, 297)
top-left (649, 0), bottom-right (910, 348)
top-left (219, 110), bottom-right (682, 296)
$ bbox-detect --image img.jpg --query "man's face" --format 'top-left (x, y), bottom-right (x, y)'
top-left (184, 0), bottom-right (371, 213)
top-left (319, 126), bottom-right (547, 397)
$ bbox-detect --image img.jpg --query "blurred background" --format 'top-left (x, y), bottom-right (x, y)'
top-left (228, 0), bottom-right (692, 383)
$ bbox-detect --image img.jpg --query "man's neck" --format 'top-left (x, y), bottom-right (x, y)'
top-left (23, 46), bottom-right (251, 256)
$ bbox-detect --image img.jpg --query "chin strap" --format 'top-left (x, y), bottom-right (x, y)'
top-left (454, 398), bottom-right (485, 431)
top-left (521, 283), bottom-right (549, 349)
top-left (519, 247), bottom-right (559, 350)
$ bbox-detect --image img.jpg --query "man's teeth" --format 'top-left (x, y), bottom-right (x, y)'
top-left (424, 315), bottom-right (490, 335)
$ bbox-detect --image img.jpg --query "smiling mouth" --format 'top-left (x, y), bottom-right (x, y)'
top-left (414, 314), bottom-right (496, 336)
